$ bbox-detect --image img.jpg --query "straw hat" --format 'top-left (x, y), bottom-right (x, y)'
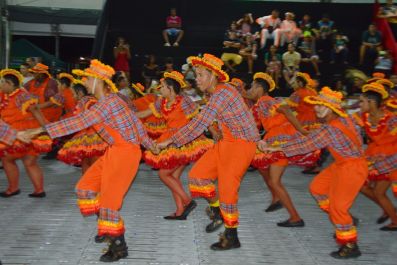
top-left (253, 72), bottom-right (276, 92)
top-left (367, 72), bottom-right (386, 83)
top-left (386, 98), bottom-right (397, 109)
top-left (72, 59), bottom-right (117, 93)
top-left (58, 73), bottom-right (75, 83)
top-left (29, 63), bottom-right (51, 77)
top-left (0, 69), bottom-right (24, 86)
top-left (163, 71), bottom-right (187, 88)
top-left (375, 78), bottom-right (394, 90)
top-left (131, 82), bottom-right (146, 96)
top-left (362, 82), bottom-right (389, 99)
top-left (188, 53), bottom-right (229, 82)
top-left (304, 86), bottom-right (347, 117)
top-left (296, 72), bottom-right (313, 85)
top-left (230, 78), bottom-right (244, 88)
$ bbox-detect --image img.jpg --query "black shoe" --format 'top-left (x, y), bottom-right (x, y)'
top-left (210, 228), bottom-right (241, 251)
top-left (264, 201), bottom-right (283, 212)
top-left (163, 213), bottom-right (186, 220)
top-left (95, 235), bottom-right (107, 243)
top-left (0, 189), bottom-right (20, 198)
top-left (179, 200), bottom-right (197, 219)
top-left (277, 219), bottom-right (305, 227)
top-left (100, 235), bottom-right (128, 262)
top-left (376, 214), bottom-right (390, 224)
top-left (352, 216), bottom-right (359, 227)
top-left (205, 206), bottom-right (223, 233)
top-left (28, 192), bottom-right (46, 198)
top-left (380, 225), bottom-right (397, 231)
top-left (330, 243), bottom-right (361, 259)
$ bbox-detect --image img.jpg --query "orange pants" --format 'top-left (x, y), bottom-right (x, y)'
top-left (188, 138), bottom-right (256, 228)
top-left (75, 127), bottom-right (141, 237)
top-left (310, 158), bottom-right (367, 245)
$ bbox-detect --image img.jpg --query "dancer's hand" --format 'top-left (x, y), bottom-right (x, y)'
top-left (16, 131), bottom-right (31, 143)
top-left (157, 139), bottom-right (173, 150)
top-left (151, 144), bottom-right (161, 155)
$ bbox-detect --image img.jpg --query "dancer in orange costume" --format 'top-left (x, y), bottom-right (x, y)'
top-left (260, 87), bottom-right (367, 259)
top-left (0, 69), bottom-right (51, 198)
top-left (24, 60), bottom-right (158, 262)
top-left (137, 71), bottom-right (213, 219)
top-left (24, 63), bottom-right (62, 122)
top-left (131, 82), bottom-right (166, 139)
top-left (55, 73), bottom-right (77, 119)
top-left (57, 80), bottom-right (108, 173)
top-left (286, 72), bottom-right (318, 129)
top-left (357, 82), bottom-right (397, 231)
top-left (157, 54), bottom-right (260, 251)
top-left (229, 77), bottom-right (254, 108)
top-left (249, 72), bottom-right (319, 222)
top-left (0, 119), bottom-right (32, 157)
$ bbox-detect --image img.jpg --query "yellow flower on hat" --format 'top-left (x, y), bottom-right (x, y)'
top-left (304, 86), bottom-right (347, 117)
top-left (188, 53), bottom-right (229, 82)
top-left (0, 69), bottom-right (24, 86)
top-left (362, 82), bottom-right (389, 99)
top-left (253, 72), bottom-right (276, 92)
top-left (131, 82), bottom-right (146, 96)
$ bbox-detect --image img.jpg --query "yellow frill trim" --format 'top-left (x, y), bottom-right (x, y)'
top-left (72, 69), bottom-right (118, 93)
top-left (50, 97), bottom-right (63, 107)
top-left (304, 96), bottom-right (347, 117)
top-left (285, 98), bottom-right (298, 108)
top-left (335, 227), bottom-right (357, 239)
top-left (149, 103), bottom-right (162, 118)
top-left (21, 98), bottom-right (38, 114)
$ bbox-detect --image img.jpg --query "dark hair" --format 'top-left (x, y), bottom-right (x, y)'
top-left (164, 77), bottom-right (181, 94)
top-left (165, 57), bottom-right (174, 64)
top-left (254, 79), bottom-right (270, 93)
top-left (73, 83), bottom-right (88, 96)
top-left (60, 77), bottom-right (72, 87)
top-left (296, 76), bottom-right (307, 87)
top-left (186, 78), bottom-right (196, 88)
top-left (363, 91), bottom-right (382, 108)
top-left (3, 74), bottom-right (20, 87)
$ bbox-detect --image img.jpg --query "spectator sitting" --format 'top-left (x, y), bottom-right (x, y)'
top-left (264, 45), bottom-right (282, 67)
top-left (359, 24), bottom-right (383, 65)
top-left (315, 14), bottom-right (336, 54)
top-left (221, 21), bottom-right (243, 73)
top-left (256, 9), bottom-right (282, 48)
top-left (116, 76), bottom-right (132, 99)
top-left (25, 57), bottom-right (37, 68)
top-left (182, 58), bottom-right (196, 80)
top-left (333, 79), bottom-right (348, 97)
top-left (163, 8), bottom-right (184, 47)
top-left (330, 33), bottom-right (349, 64)
top-left (299, 14), bottom-right (315, 38)
top-left (182, 79), bottom-right (203, 103)
top-left (239, 34), bottom-right (258, 74)
top-left (279, 12), bottom-right (301, 47)
top-left (237, 13), bottom-right (255, 36)
top-left (19, 63), bottom-right (33, 85)
top-left (378, 0), bottom-right (397, 39)
top-left (282, 43), bottom-right (301, 85)
top-left (142, 54), bottom-right (160, 89)
top-left (266, 54), bottom-right (282, 88)
top-left (374, 50), bottom-right (393, 77)
top-left (298, 32), bottom-right (321, 76)
top-left (161, 57), bottom-right (175, 74)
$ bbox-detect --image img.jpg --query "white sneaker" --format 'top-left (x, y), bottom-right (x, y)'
top-left (173, 42), bottom-right (179, 47)
top-left (164, 43), bottom-right (171, 47)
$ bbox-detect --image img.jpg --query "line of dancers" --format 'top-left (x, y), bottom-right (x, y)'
top-left (0, 54), bottom-right (396, 262)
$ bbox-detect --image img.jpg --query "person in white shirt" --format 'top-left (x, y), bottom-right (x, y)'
top-left (20, 63), bottom-right (34, 85)
top-left (279, 12), bottom-right (302, 47)
top-left (256, 10), bottom-right (282, 48)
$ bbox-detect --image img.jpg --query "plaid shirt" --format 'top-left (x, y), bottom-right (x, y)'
top-left (46, 93), bottom-right (154, 149)
top-left (281, 117), bottom-right (363, 158)
top-left (374, 152), bottom-right (397, 174)
top-left (171, 83), bottom-right (260, 147)
top-left (0, 119), bottom-right (16, 145)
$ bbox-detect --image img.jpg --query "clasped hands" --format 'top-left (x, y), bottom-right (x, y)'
top-left (257, 140), bottom-right (283, 153)
top-left (16, 127), bottom-right (46, 144)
